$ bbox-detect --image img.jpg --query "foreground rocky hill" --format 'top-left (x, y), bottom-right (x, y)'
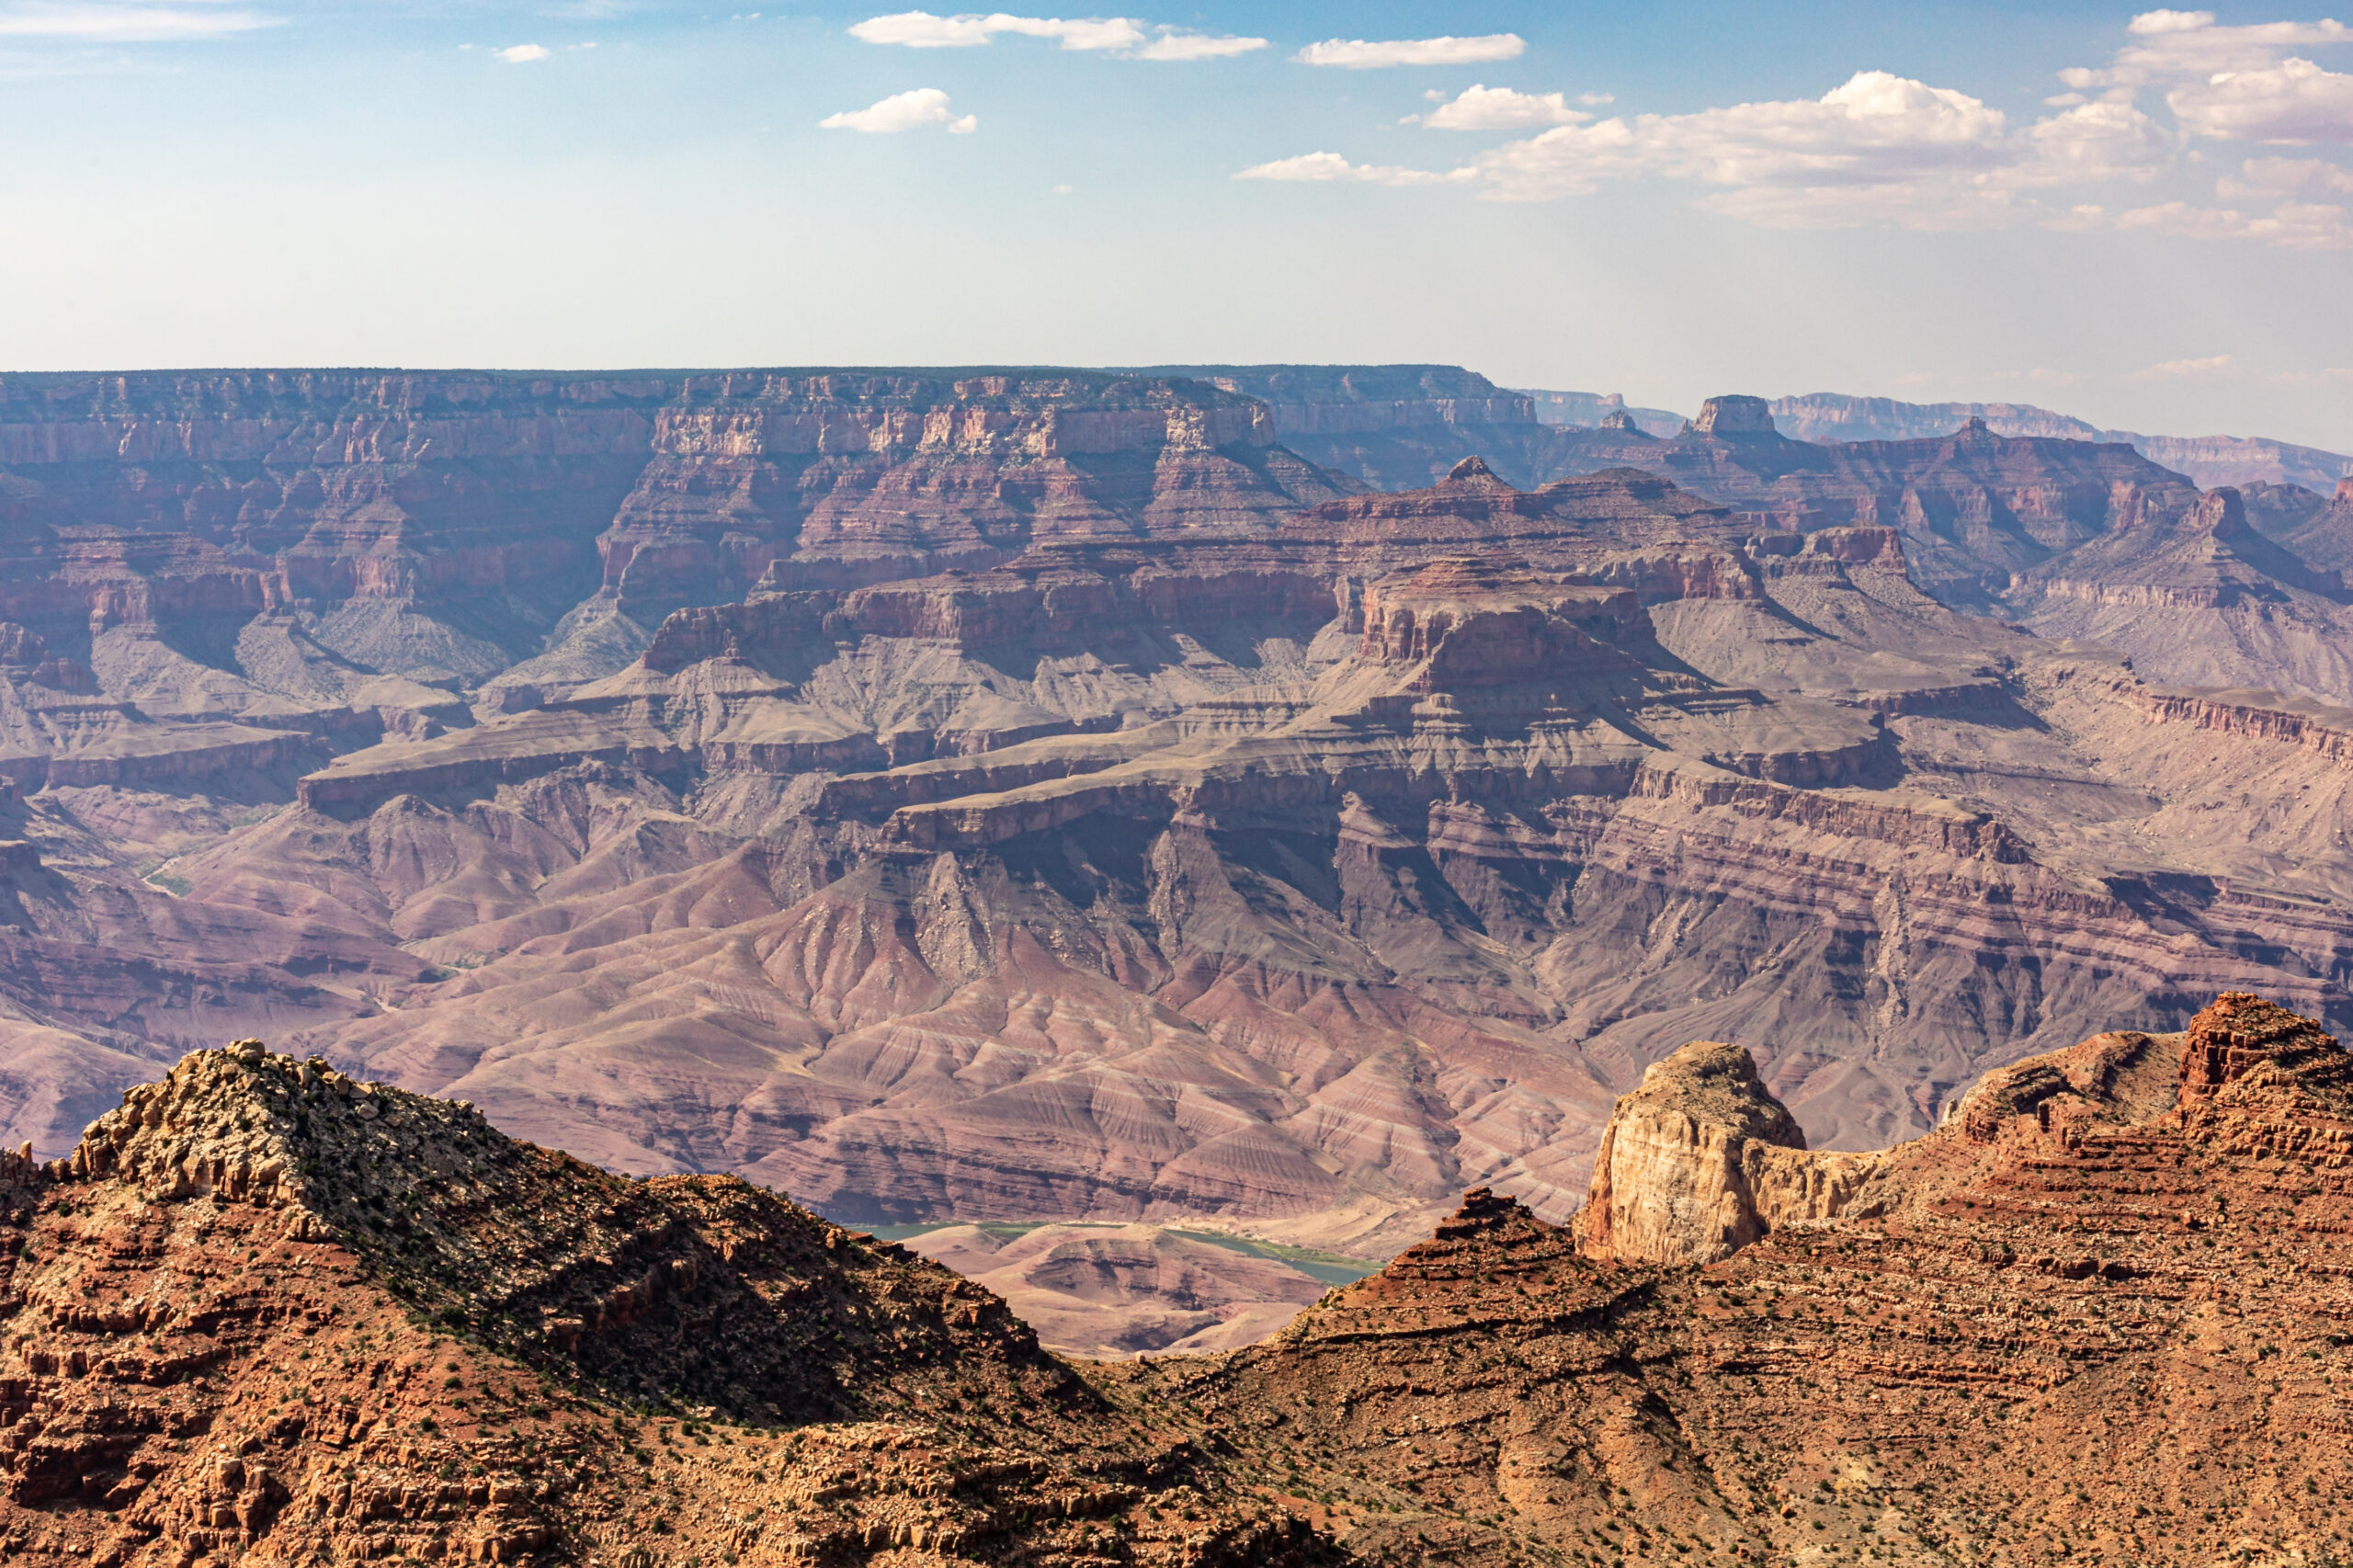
top-left (6, 995), bottom-right (2347, 1565)
top-left (1131, 991), bottom-right (2353, 1564)
top-left (0, 1040), bottom-right (1322, 1568)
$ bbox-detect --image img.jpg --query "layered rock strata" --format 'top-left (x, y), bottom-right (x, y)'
top-left (1124, 992), bottom-right (2353, 1565)
top-left (1771, 389), bottom-right (2353, 493)
top-left (3, 368), bottom-right (2353, 1308)
top-left (1572, 1040), bottom-right (1881, 1266)
top-left (206, 458), bottom-right (2352, 1259)
top-left (0, 1040), bottom-right (1324, 1568)
top-left (40, 457), bottom-right (2312, 1265)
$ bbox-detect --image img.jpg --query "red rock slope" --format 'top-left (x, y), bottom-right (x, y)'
top-left (1140, 993), bottom-right (2353, 1565)
top-left (0, 1040), bottom-right (1323, 1568)
top-left (4, 997), bottom-right (2348, 1566)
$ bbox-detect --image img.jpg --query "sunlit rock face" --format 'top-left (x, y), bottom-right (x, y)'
top-left (0, 369), bottom-right (2347, 1323)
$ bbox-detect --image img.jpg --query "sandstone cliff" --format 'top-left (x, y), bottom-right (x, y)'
top-left (1125, 991), bottom-right (2353, 1565)
top-left (4, 367), bottom-right (2353, 1344)
top-left (1130, 364), bottom-right (1564, 491)
top-left (1572, 1040), bottom-right (1881, 1266)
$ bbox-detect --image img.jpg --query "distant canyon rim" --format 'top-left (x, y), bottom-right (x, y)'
top-left (0, 363), bottom-right (2347, 1346)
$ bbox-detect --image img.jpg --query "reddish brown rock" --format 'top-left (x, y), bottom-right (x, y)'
top-left (0, 369), bottom-right (2350, 1371)
top-left (0, 1041), bottom-right (1327, 1568)
top-left (1573, 1039), bottom-right (1881, 1266)
top-left (1123, 992), bottom-right (2353, 1566)
top-left (2177, 989), bottom-right (2348, 1099)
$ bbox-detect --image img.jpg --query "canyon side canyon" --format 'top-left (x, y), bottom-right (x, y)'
top-left (0, 366), bottom-right (2348, 1358)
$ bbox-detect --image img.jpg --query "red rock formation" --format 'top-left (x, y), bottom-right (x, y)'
top-left (2177, 989), bottom-right (2348, 1098)
top-left (0, 1040), bottom-right (1324, 1568)
top-left (1122, 993), bottom-right (2353, 1565)
top-left (2, 368), bottom-right (2353, 1346)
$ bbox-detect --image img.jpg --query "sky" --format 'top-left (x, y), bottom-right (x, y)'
top-left (0, 3), bottom-right (2347, 449)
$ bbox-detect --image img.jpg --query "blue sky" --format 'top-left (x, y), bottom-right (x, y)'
top-left (0, 3), bottom-right (2347, 449)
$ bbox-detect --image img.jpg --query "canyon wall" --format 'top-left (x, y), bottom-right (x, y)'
top-left (1770, 389), bottom-right (2353, 493)
top-left (1, 366), bottom-right (2351, 1291)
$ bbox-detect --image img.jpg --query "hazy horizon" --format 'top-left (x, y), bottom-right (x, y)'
top-left (0, 2), bottom-right (2347, 449)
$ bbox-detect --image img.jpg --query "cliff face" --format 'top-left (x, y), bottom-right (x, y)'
top-left (1531, 412), bottom-right (2213, 608)
top-left (1138, 364), bottom-right (1585, 491)
top-left (1131, 992), bottom-right (2353, 1566)
top-left (0, 369), bottom-right (1349, 700)
top-left (1500, 408), bottom-right (2353, 707)
top-left (200, 458), bottom-right (2348, 1267)
top-left (600, 371), bottom-right (1348, 615)
top-left (2009, 482), bottom-right (2353, 704)
top-left (1770, 390), bottom-right (2353, 494)
top-left (6, 366), bottom-right (2353, 1350)
top-left (1572, 1040), bottom-right (1881, 1266)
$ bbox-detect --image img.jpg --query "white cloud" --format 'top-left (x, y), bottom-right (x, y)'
top-left (2013, 97), bottom-right (2177, 184)
top-left (820, 86), bottom-right (976, 132)
top-left (1581, 92), bottom-right (1615, 107)
top-left (1130, 29), bottom-right (1264, 60)
top-left (1293, 34), bottom-right (1524, 69)
top-left (2131, 8), bottom-right (2217, 33)
top-left (1255, 71), bottom-right (2158, 227)
top-left (2117, 196), bottom-right (2353, 244)
top-left (974, 14), bottom-right (1140, 49)
top-left (1241, 50), bottom-right (2352, 244)
top-left (1233, 151), bottom-right (1472, 187)
top-left (0, 3), bottom-right (280, 41)
top-left (1458, 72), bottom-right (2187, 225)
top-left (1469, 72), bottom-right (2013, 210)
top-left (495, 43), bottom-right (550, 62)
top-left (2168, 56), bottom-right (2353, 143)
top-left (847, 11), bottom-right (1260, 58)
top-left (851, 11), bottom-right (1137, 49)
top-left (2131, 351), bottom-right (2235, 377)
top-left (2220, 153), bottom-right (2353, 193)
top-left (1423, 85), bottom-right (1589, 131)
top-left (2061, 9), bottom-right (2353, 90)
top-left (851, 10), bottom-right (990, 45)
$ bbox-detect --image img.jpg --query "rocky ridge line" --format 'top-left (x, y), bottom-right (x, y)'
top-left (1123, 991), bottom-right (2353, 1564)
top-left (0, 1040), bottom-right (1328, 1568)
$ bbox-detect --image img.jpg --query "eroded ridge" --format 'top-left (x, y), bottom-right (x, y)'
top-left (0, 1042), bottom-right (1325, 1568)
top-left (1125, 993), bottom-right (2353, 1566)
